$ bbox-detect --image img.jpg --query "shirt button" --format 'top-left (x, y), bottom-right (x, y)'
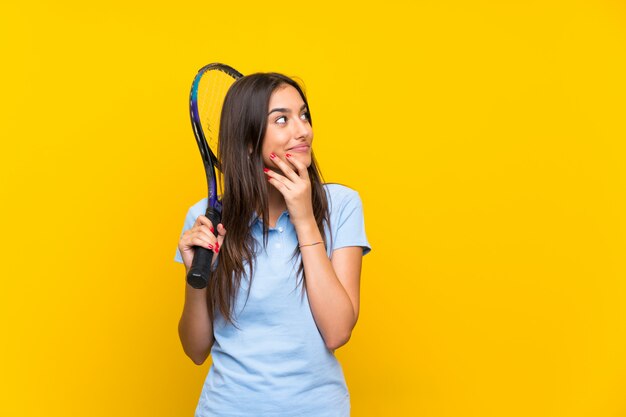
top-left (278, 227), bottom-right (284, 233)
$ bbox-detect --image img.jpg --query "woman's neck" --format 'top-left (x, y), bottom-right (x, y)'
top-left (267, 186), bottom-right (287, 228)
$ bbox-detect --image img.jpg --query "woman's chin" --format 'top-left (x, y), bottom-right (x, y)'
top-left (288, 154), bottom-right (312, 168)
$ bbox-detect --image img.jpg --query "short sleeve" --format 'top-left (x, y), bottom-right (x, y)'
top-left (174, 198), bottom-right (208, 263)
top-left (330, 187), bottom-right (371, 256)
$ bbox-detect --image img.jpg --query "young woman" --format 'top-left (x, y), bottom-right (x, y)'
top-left (175, 72), bottom-right (371, 416)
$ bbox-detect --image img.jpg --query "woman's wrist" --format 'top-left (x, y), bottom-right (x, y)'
top-left (299, 241), bottom-right (324, 249)
top-left (294, 217), bottom-right (323, 245)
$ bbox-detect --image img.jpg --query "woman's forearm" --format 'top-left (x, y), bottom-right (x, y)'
top-left (178, 268), bottom-right (214, 365)
top-left (295, 220), bottom-right (357, 350)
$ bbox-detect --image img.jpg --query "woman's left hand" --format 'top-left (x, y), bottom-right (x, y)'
top-left (265, 153), bottom-right (314, 225)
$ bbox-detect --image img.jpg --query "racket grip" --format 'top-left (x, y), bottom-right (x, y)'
top-left (186, 208), bottom-right (221, 289)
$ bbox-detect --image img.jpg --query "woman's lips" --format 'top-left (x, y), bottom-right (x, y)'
top-left (288, 145), bottom-right (310, 152)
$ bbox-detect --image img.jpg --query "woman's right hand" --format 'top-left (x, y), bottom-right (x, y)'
top-left (178, 215), bottom-right (227, 271)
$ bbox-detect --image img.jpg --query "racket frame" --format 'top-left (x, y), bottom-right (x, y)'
top-left (187, 63), bottom-right (243, 289)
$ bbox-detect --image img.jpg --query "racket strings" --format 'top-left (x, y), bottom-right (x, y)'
top-left (196, 69), bottom-right (240, 197)
top-left (198, 70), bottom-right (234, 157)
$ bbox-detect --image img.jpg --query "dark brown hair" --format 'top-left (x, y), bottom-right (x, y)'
top-left (208, 72), bottom-right (330, 326)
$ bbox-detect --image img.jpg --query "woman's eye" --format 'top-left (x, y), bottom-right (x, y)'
top-left (276, 116), bottom-right (287, 124)
top-left (300, 112), bottom-right (310, 121)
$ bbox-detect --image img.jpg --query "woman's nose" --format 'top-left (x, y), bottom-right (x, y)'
top-left (293, 117), bottom-right (311, 139)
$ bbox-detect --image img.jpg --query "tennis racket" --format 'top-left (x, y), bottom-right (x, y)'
top-left (186, 63), bottom-right (243, 289)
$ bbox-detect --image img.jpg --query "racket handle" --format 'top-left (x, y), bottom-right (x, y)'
top-left (186, 208), bottom-right (221, 289)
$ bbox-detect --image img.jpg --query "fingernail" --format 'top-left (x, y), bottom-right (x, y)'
top-left (263, 168), bottom-right (269, 173)
top-left (210, 226), bottom-right (214, 233)
top-left (207, 243), bottom-right (213, 249)
top-left (286, 153), bottom-right (291, 158)
top-left (270, 153), bottom-right (276, 159)
top-left (215, 242), bottom-right (220, 251)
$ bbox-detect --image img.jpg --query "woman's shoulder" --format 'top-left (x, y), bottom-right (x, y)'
top-left (322, 183), bottom-right (370, 254)
top-left (322, 183), bottom-right (362, 210)
top-left (185, 197), bottom-right (209, 219)
top-left (323, 183), bottom-right (359, 198)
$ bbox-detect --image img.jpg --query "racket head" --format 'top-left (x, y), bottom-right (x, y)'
top-left (189, 63), bottom-right (243, 207)
top-left (186, 63), bottom-right (243, 289)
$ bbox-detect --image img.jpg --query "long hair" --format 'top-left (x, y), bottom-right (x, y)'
top-left (208, 72), bottom-right (330, 326)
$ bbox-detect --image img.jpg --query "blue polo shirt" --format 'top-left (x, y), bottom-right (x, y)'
top-left (174, 184), bottom-right (370, 417)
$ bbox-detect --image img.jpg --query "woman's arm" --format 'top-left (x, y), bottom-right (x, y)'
top-left (296, 220), bottom-right (363, 350)
top-left (177, 217), bottom-right (225, 364)
top-left (178, 274), bottom-right (214, 365)
top-left (265, 154), bottom-right (364, 350)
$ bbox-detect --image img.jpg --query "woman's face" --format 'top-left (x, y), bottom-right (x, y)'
top-left (261, 84), bottom-right (313, 169)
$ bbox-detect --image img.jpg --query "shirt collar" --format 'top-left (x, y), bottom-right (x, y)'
top-left (249, 210), bottom-right (290, 227)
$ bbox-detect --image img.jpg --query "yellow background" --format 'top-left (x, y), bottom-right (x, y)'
top-left (1, 1), bottom-right (625, 416)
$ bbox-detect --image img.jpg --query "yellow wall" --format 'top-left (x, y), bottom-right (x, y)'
top-left (1, 1), bottom-right (625, 416)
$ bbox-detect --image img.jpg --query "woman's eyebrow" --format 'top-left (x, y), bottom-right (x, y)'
top-left (268, 104), bottom-right (308, 116)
